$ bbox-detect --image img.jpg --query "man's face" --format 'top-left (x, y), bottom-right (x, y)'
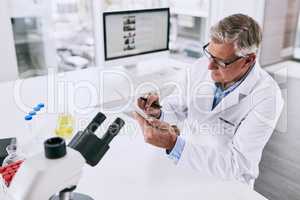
top-left (206, 41), bottom-right (254, 85)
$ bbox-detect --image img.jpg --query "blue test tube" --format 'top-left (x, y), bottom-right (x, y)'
top-left (32, 103), bottom-right (45, 144)
top-left (24, 115), bottom-right (33, 136)
top-left (33, 103), bottom-right (45, 112)
top-left (29, 111), bottom-right (36, 116)
top-left (37, 103), bottom-right (45, 108)
top-left (33, 106), bottom-right (40, 112)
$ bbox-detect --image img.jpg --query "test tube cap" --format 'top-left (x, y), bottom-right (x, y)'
top-left (33, 107), bottom-right (40, 111)
top-left (24, 115), bottom-right (32, 121)
top-left (37, 103), bottom-right (45, 108)
top-left (29, 111), bottom-right (36, 116)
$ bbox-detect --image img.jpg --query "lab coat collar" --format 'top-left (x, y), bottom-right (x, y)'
top-left (208, 61), bottom-right (261, 115)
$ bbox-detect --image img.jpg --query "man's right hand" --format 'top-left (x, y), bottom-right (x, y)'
top-left (137, 93), bottom-right (161, 119)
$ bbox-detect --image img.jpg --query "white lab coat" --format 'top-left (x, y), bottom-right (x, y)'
top-left (161, 58), bottom-right (284, 188)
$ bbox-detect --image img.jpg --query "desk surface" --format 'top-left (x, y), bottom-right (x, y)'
top-left (0, 58), bottom-right (268, 200)
top-left (75, 113), bottom-right (267, 200)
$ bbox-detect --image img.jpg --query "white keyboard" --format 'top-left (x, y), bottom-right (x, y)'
top-left (134, 67), bottom-right (182, 83)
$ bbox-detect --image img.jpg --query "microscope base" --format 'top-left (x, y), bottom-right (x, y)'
top-left (50, 192), bottom-right (94, 200)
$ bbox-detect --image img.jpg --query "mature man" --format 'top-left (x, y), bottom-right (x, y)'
top-left (134, 14), bottom-right (283, 188)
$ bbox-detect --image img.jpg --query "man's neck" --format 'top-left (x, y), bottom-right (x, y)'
top-left (220, 62), bottom-right (255, 90)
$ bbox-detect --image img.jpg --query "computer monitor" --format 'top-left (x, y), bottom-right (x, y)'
top-left (102, 8), bottom-right (170, 69)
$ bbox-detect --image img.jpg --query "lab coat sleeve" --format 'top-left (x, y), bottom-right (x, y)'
top-left (167, 136), bottom-right (186, 164)
top-left (160, 59), bottom-right (207, 125)
top-left (159, 67), bottom-right (192, 125)
top-left (160, 93), bottom-right (188, 125)
top-left (177, 94), bottom-right (284, 186)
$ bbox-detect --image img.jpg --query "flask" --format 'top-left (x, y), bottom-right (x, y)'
top-left (2, 143), bottom-right (25, 167)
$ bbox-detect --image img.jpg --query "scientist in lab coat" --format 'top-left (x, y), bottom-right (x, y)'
top-left (134, 14), bottom-right (284, 188)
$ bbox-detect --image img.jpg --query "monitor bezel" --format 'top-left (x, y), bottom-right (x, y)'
top-left (103, 8), bottom-right (170, 61)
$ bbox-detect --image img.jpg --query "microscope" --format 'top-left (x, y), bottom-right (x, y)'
top-left (7, 112), bottom-right (125, 200)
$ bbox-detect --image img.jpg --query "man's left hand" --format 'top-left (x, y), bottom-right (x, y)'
top-left (133, 112), bottom-right (177, 150)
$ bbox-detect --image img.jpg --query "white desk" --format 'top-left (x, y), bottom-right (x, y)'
top-left (74, 113), bottom-right (267, 200)
top-left (0, 58), bottom-right (268, 200)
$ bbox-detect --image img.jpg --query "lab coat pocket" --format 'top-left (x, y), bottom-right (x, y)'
top-left (218, 117), bottom-right (236, 138)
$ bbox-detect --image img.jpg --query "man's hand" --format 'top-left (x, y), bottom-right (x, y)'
top-left (137, 93), bottom-right (161, 119)
top-left (133, 112), bottom-right (177, 150)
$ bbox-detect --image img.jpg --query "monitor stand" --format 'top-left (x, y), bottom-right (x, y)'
top-left (122, 62), bottom-right (169, 78)
top-left (122, 63), bottom-right (146, 77)
top-left (123, 63), bottom-right (138, 70)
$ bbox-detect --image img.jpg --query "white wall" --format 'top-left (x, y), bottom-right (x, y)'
top-left (209, 0), bottom-right (265, 27)
top-left (0, 0), bottom-right (18, 82)
top-left (93, 0), bottom-right (105, 67)
top-left (259, 0), bottom-right (287, 66)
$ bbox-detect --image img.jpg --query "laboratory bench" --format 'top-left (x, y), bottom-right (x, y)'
top-left (0, 58), bottom-right (268, 200)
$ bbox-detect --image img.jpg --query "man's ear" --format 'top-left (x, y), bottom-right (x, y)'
top-left (241, 54), bottom-right (255, 69)
top-left (245, 54), bottom-right (256, 64)
top-left (242, 54), bottom-right (256, 69)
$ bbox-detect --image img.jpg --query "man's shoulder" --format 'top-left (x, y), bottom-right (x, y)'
top-left (249, 63), bottom-right (283, 108)
top-left (254, 63), bottom-right (282, 93)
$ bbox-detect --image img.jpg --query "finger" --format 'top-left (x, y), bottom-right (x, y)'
top-left (133, 112), bottom-right (147, 127)
top-left (137, 98), bottom-right (146, 110)
top-left (145, 95), bottom-right (159, 109)
top-left (147, 118), bottom-right (170, 130)
top-left (133, 112), bottom-right (156, 140)
top-left (144, 107), bottom-right (160, 117)
top-left (147, 118), bottom-right (160, 127)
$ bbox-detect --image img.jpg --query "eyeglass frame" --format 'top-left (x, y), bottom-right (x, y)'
top-left (202, 43), bottom-right (248, 69)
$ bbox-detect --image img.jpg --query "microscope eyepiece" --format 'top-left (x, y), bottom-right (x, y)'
top-left (68, 112), bottom-right (125, 166)
top-left (68, 112), bottom-right (106, 149)
top-left (44, 137), bottom-right (66, 159)
top-left (101, 117), bottom-right (125, 144)
top-left (84, 112), bottom-right (107, 134)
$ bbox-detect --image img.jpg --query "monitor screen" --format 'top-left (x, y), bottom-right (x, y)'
top-left (103, 8), bottom-right (170, 61)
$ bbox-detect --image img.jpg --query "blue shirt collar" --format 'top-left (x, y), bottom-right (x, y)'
top-left (214, 62), bottom-right (256, 93)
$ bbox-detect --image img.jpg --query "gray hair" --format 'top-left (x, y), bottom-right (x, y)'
top-left (209, 14), bottom-right (262, 56)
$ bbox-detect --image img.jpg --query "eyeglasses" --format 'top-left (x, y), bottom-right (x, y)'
top-left (202, 43), bottom-right (246, 69)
